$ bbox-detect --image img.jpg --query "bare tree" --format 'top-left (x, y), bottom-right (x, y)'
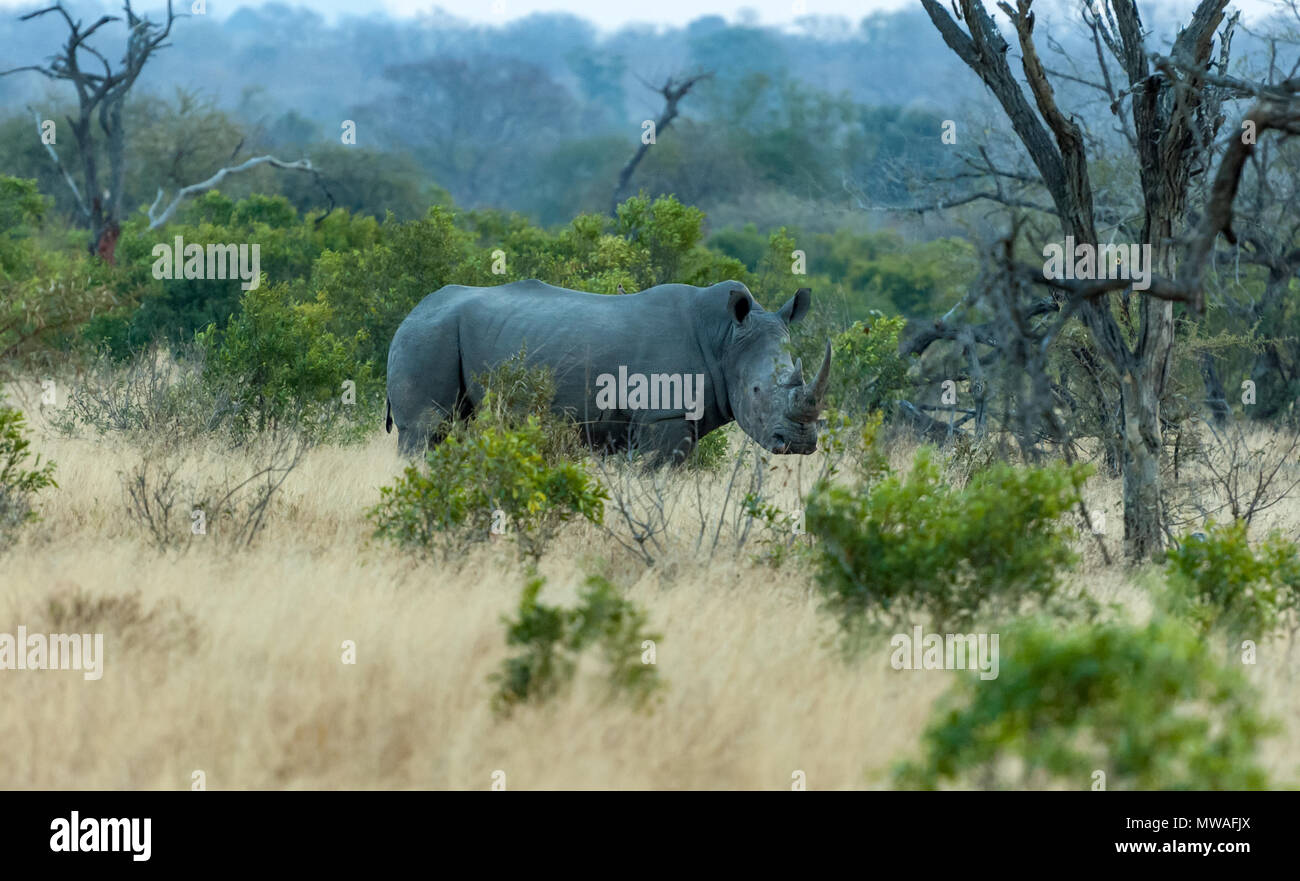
top-left (2, 1), bottom-right (317, 262)
top-left (918, 0), bottom-right (1300, 560)
top-left (611, 71), bottom-right (712, 215)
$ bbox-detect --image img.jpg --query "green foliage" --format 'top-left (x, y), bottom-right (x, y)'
top-left (463, 194), bottom-right (731, 295)
top-left (613, 194), bottom-right (706, 287)
top-left (894, 619), bottom-right (1276, 791)
top-left (841, 236), bottom-right (973, 317)
top-left (828, 314), bottom-right (912, 416)
top-left (94, 192), bottom-right (380, 350)
top-left (687, 425), bottom-right (731, 471)
top-left (467, 351), bottom-right (585, 464)
top-left (741, 489), bottom-right (807, 568)
top-left (1163, 521), bottom-right (1300, 644)
top-left (0, 176), bottom-right (47, 240)
top-left (747, 226), bottom-right (799, 304)
top-left (709, 224), bottom-right (974, 320)
top-left (807, 444), bottom-right (1089, 635)
top-left (0, 400), bottom-right (57, 550)
top-left (0, 176), bottom-right (120, 372)
top-left (368, 358), bottom-right (606, 562)
top-left (197, 283), bottom-right (372, 439)
top-left (491, 571), bottom-right (662, 714)
top-left (369, 416), bottom-right (605, 561)
top-left (310, 206), bottom-right (473, 372)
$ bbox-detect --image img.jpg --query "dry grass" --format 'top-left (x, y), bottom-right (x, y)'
top-left (2, 414), bottom-right (1298, 790)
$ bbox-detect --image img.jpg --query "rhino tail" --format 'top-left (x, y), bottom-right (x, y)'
top-left (385, 396), bottom-right (393, 434)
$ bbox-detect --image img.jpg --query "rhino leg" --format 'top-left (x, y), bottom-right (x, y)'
top-left (389, 369), bottom-right (464, 457)
top-left (396, 409), bottom-right (438, 457)
top-left (638, 419), bottom-right (697, 467)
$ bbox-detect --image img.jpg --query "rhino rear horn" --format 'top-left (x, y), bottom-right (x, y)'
top-left (785, 342), bottom-right (832, 422)
top-left (783, 358), bottom-right (804, 388)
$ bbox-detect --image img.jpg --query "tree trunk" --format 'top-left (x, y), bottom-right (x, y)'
top-left (1120, 372), bottom-right (1165, 558)
top-left (1200, 351), bottom-right (1229, 426)
top-left (1246, 267), bottom-right (1294, 419)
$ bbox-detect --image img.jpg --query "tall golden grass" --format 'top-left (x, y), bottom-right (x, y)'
top-left (2, 407), bottom-right (1298, 789)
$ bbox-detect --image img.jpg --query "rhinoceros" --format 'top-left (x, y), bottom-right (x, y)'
top-left (384, 279), bottom-right (831, 462)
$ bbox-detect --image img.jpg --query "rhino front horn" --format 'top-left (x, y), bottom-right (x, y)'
top-left (811, 339), bottom-right (831, 404)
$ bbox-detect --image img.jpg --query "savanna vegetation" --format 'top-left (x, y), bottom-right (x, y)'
top-left (3, 0), bottom-right (1300, 791)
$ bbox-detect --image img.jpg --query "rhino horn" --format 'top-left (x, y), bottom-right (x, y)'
top-left (783, 358), bottom-right (804, 388)
top-left (811, 339), bottom-right (831, 403)
top-left (785, 341), bottom-right (832, 421)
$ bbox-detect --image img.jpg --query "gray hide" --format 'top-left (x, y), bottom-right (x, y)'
top-left (385, 279), bottom-right (831, 462)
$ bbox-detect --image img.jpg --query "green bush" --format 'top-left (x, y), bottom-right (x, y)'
top-left (368, 412), bottom-right (606, 562)
top-left (612, 194), bottom-right (706, 287)
top-left (0, 176), bottom-right (119, 374)
top-left (96, 191), bottom-right (380, 350)
top-left (197, 283), bottom-right (373, 439)
top-left (0, 400), bottom-right (57, 551)
top-left (687, 425), bottom-right (731, 471)
top-left (310, 206), bottom-right (475, 372)
top-left (466, 350), bottom-right (585, 464)
top-left (1163, 521), bottom-right (1300, 646)
top-left (894, 618), bottom-right (1276, 790)
top-left (491, 572), bottom-right (662, 714)
top-left (806, 443), bottom-right (1089, 635)
top-left (828, 314), bottom-right (912, 417)
top-left (708, 224), bottom-right (974, 320)
top-left (463, 194), bottom-right (738, 295)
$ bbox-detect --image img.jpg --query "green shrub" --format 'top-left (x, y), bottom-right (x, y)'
top-left (0, 176), bottom-right (119, 374)
top-left (894, 618), bottom-right (1276, 790)
top-left (491, 571), bottom-right (662, 714)
top-left (612, 194), bottom-right (706, 287)
top-left (197, 283), bottom-right (373, 440)
top-left (467, 350), bottom-right (584, 464)
top-left (806, 444), bottom-right (1089, 635)
top-left (828, 314), bottom-right (912, 416)
top-left (310, 206), bottom-right (474, 372)
top-left (740, 489), bottom-right (807, 568)
top-left (1163, 521), bottom-right (1300, 645)
top-left (0, 400), bottom-right (57, 550)
top-left (97, 191), bottom-right (380, 350)
top-left (368, 414), bottom-right (606, 562)
top-left (463, 194), bottom-right (733, 295)
top-left (687, 425), bottom-right (730, 471)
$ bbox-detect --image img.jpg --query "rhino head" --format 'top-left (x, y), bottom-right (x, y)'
top-left (722, 286), bottom-right (831, 455)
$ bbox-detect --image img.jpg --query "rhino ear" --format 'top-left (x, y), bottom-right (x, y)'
top-left (778, 287), bottom-right (811, 325)
top-left (727, 288), bottom-right (753, 325)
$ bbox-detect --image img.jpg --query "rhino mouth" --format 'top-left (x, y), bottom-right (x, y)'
top-left (768, 427), bottom-right (818, 455)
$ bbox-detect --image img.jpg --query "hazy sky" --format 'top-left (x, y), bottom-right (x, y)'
top-left (0, 0), bottom-right (1284, 32)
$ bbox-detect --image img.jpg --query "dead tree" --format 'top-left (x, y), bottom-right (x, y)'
top-left (610, 71), bottom-right (712, 215)
top-left (917, 0), bottom-right (1289, 560)
top-left (2, 1), bottom-right (316, 262)
top-left (1201, 119), bottom-right (1300, 420)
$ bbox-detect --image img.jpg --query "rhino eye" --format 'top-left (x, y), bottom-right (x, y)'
top-left (752, 385), bottom-right (760, 394)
